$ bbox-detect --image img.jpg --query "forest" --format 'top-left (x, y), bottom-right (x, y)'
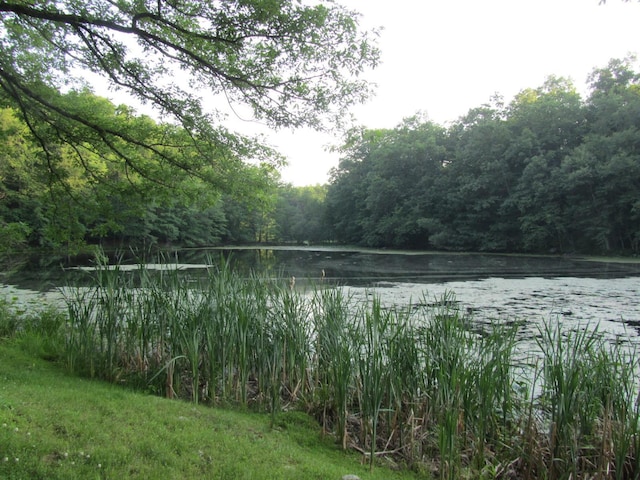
top-left (0, 88), bottom-right (327, 251)
top-left (1, 57), bottom-right (639, 255)
top-left (0, 0), bottom-right (373, 255)
top-left (326, 57), bottom-right (640, 254)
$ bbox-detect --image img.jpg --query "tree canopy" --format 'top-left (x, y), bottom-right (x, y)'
top-left (0, 0), bottom-right (379, 191)
top-left (325, 57), bottom-right (640, 255)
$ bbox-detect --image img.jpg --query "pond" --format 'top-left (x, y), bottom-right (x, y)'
top-left (2, 246), bottom-right (640, 351)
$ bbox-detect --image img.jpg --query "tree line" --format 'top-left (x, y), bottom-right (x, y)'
top-left (0, 90), bottom-right (278, 252)
top-left (0, 0), bottom-right (376, 254)
top-left (2, 1), bottom-right (637, 256)
top-left (2, 57), bottom-right (639, 255)
top-left (0, 90), bottom-right (327, 251)
top-left (325, 57), bottom-right (640, 254)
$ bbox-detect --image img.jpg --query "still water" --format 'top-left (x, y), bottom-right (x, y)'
top-left (2, 246), bottom-right (640, 348)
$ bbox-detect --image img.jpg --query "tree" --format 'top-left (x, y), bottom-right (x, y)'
top-left (326, 118), bottom-right (449, 248)
top-left (324, 58), bottom-right (640, 255)
top-left (0, 0), bottom-right (379, 192)
top-left (439, 101), bottom-right (514, 251)
top-left (582, 57), bottom-right (640, 251)
top-left (0, 94), bottom-right (252, 249)
top-left (273, 184), bottom-right (328, 243)
top-left (325, 127), bottom-right (385, 244)
top-left (506, 77), bottom-right (587, 252)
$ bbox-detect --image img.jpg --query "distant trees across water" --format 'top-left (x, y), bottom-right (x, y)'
top-left (325, 57), bottom-right (640, 254)
top-left (2, 57), bottom-right (639, 255)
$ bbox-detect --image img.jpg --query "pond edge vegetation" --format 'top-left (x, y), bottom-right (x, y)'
top-left (2, 257), bottom-right (640, 480)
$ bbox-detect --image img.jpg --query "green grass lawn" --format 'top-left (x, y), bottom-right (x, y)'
top-left (0, 341), bottom-right (421, 480)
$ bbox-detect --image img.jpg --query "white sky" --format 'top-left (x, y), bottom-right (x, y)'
top-left (270, 0), bottom-right (640, 186)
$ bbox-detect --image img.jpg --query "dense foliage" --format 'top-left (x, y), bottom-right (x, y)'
top-left (326, 58), bottom-right (640, 254)
top-left (0, 90), bottom-right (332, 250)
top-left (2, 7), bottom-right (637, 257)
top-left (0, 0), bottom-right (377, 251)
top-left (0, 92), bottom-right (276, 251)
top-left (0, 0), bottom-right (378, 181)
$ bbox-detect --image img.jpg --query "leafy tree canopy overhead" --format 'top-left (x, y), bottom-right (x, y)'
top-left (0, 0), bottom-right (379, 192)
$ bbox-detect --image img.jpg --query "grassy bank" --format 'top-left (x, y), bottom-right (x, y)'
top-left (0, 340), bottom-right (417, 480)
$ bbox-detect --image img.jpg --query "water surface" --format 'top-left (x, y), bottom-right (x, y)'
top-left (2, 247), bottom-right (639, 347)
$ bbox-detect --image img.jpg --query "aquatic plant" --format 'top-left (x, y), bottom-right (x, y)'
top-left (312, 286), bottom-right (356, 449)
top-left (56, 256), bottom-right (640, 479)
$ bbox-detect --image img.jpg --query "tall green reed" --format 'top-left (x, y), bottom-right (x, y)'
top-left (250, 273), bottom-right (278, 409)
top-left (312, 287), bottom-right (355, 450)
top-left (64, 286), bottom-right (99, 376)
top-left (58, 254), bottom-right (640, 479)
top-left (384, 301), bottom-right (423, 463)
top-left (231, 276), bottom-right (257, 405)
top-left (201, 258), bottom-right (235, 402)
top-left (589, 336), bottom-right (640, 480)
top-left (517, 355), bottom-right (546, 480)
top-left (145, 265), bottom-right (189, 398)
top-left (356, 296), bottom-right (392, 470)
top-left (64, 261), bottom-right (140, 381)
top-left (268, 285), bottom-right (312, 404)
top-left (467, 319), bottom-right (520, 469)
top-left (418, 293), bottom-right (469, 480)
top-left (537, 321), bottom-right (613, 480)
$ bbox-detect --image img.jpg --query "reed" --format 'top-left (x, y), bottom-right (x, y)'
top-left (419, 293), bottom-right (469, 480)
top-left (269, 285), bottom-right (312, 404)
top-left (591, 336), bottom-right (640, 480)
top-left (312, 286), bottom-right (355, 450)
top-left (231, 277), bottom-right (256, 405)
top-left (141, 265), bottom-right (184, 397)
top-left (55, 255), bottom-right (640, 479)
top-left (536, 320), bottom-right (640, 480)
top-left (356, 296), bottom-right (392, 470)
top-left (249, 273), bottom-right (278, 410)
top-left (201, 258), bottom-right (235, 402)
top-left (517, 356), bottom-right (546, 480)
top-left (63, 286), bottom-right (100, 377)
top-left (128, 277), bottom-right (163, 385)
top-left (384, 300), bottom-right (423, 464)
top-left (93, 261), bottom-right (132, 381)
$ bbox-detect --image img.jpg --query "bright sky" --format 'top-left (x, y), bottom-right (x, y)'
top-left (272, 0), bottom-right (640, 186)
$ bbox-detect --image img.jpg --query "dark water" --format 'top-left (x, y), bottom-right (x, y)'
top-left (2, 246), bottom-right (640, 290)
top-left (214, 247), bottom-right (640, 286)
top-left (2, 246), bottom-right (640, 354)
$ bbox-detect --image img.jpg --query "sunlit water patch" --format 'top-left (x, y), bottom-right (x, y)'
top-left (341, 275), bottom-right (640, 360)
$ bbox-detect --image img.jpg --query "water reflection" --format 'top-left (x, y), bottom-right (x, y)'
top-left (2, 246), bottom-right (640, 290)
top-left (2, 247), bottom-right (640, 361)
